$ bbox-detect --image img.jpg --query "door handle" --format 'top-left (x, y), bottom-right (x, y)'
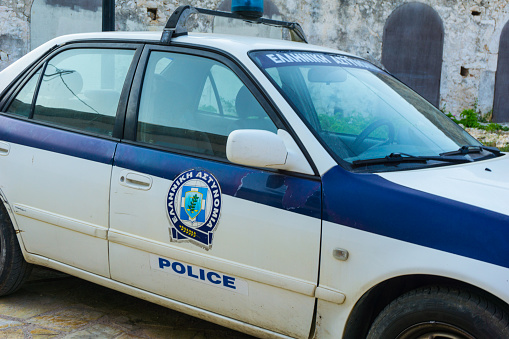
top-left (120, 172), bottom-right (152, 190)
top-left (0, 141), bottom-right (10, 156)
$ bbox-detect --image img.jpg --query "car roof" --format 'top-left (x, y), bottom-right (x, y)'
top-left (0, 31), bottom-right (354, 94)
top-left (51, 31), bottom-right (351, 54)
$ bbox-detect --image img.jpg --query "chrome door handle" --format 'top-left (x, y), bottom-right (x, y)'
top-left (0, 141), bottom-right (10, 156)
top-left (119, 171), bottom-right (152, 190)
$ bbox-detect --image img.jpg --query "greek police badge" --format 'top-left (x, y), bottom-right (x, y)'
top-left (167, 169), bottom-right (222, 250)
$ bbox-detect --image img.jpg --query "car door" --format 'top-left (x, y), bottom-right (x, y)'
top-left (0, 43), bottom-right (140, 277)
top-left (109, 45), bottom-right (321, 338)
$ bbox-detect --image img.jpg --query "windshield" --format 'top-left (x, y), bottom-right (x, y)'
top-left (250, 51), bottom-right (487, 172)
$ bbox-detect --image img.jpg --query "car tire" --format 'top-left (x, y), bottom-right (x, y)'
top-left (367, 285), bottom-right (509, 339)
top-left (0, 204), bottom-right (32, 296)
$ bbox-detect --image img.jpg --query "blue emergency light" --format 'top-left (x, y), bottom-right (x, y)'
top-left (231, 0), bottom-right (264, 19)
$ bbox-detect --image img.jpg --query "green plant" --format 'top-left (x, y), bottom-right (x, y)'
top-left (485, 123), bottom-right (507, 132)
top-left (447, 109), bottom-right (509, 132)
top-left (459, 108), bottom-right (480, 128)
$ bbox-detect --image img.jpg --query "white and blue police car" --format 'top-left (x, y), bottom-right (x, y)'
top-left (0, 2), bottom-right (508, 338)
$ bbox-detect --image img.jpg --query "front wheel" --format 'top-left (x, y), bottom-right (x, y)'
top-left (367, 286), bottom-right (509, 339)
top-left (0, 204), bottom-right (32, 296)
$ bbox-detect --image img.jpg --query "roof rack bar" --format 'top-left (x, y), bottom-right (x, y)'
top-left (160, 5), bottom-right (308, 45)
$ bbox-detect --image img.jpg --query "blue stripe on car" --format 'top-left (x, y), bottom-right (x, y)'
top-left (6, 115), bottom-right (504, 268)
top-left (0, 116), bottom-right (321, 219)
top-left (113, 143), bottom-right (322, 219)
top-left (0, 116), bottom-right (116, 164)
top-left (322, 165), bottom-right (509, 269)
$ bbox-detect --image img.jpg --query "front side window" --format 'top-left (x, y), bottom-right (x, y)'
top-left (137, 51), bottom-right (277, 158)
top-left (32, 48), bottom-right (135, 136)
top-left (250, 51), bottom-right (490, 172)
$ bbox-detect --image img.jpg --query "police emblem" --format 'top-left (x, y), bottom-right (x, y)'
top-left (166, 169), bottom-right (222, 250)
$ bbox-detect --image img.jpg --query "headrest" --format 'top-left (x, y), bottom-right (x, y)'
top-left (235, 86), bottom-right (266, 119)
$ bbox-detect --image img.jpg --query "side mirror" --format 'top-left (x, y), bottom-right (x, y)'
top-left (226, 129), bottom-right (314, 174)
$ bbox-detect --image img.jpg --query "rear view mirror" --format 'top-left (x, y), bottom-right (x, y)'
top-left (308, 67), bottom-right (347, 83)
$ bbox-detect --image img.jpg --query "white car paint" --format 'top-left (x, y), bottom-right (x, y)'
top-left (0, 140), bottom-right (111, 276)
top-left (379, 154), bottom-right (509, 216)
top-left (315, 221), bottom-right (509, 337)
top-left (109, 163), bottom-right (320, 338)
top-left (0, 28), bottom-right (508, 339)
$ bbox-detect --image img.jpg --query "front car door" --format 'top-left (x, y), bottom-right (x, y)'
top-left (109, 45), bottom-right (321, 338)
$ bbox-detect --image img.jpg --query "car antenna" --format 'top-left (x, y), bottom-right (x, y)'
top-left (160, 5), bottom-right (308, 45)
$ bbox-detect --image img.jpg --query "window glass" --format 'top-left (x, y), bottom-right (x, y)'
top-left (33, 48), bottom-right (135, 136)
top-left (198, 76), bottom-right (220, 114)
top-left (137, 51), bottom-right (277, 158)
top-left (6, 69), bottom-right (42, 117)
top-left (209, 65), bottom-right (244, 117)
top-left (251, 51), bottom-right (482, 172)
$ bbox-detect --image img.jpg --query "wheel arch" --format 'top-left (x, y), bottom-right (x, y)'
top-left (0, 189), bottom-right (27, 254)
top-left (342, 274), bottom-right (509, 339)
top-left (0, 190), bottom-right (17, 226)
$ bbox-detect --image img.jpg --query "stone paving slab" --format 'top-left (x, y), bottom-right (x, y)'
top-left (0, 266), bottom-right (255, 338)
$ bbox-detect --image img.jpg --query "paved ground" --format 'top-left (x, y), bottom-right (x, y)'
top-left (0, 266), bottom-right (255, 338)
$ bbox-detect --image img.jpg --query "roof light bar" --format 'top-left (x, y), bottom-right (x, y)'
top-left (160, 5), bottom-right (308, 45)
top-left (231, 0), bottom-right (264, 19)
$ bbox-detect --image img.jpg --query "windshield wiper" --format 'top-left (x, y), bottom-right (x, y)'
top-left (440, 145), bottom-right (501, 157)
top-left (352, 152), bottom-right (473, 168)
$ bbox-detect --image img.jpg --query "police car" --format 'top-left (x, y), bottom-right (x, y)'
top-left (0, 3), bottom-right (508, 339)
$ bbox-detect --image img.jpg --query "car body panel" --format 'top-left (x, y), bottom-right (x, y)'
top-left (379, 154), bottom-right (509, 216)
top-left (322, 165), bottom-right (509, 268)
top-left (0, 30), bottom-right (508, 339)
top-left (0, 115), bottom-right (113, 276)
top-left (316, 220), bottom-right (509, 337)
top-left (109, 142), bottom-right (321, 338)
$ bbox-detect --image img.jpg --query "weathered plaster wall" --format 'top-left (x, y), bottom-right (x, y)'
top-left (1, 0), bottom-right (508, 118)
top-left (0, 0), bottom-right (31, 71)
top-left (30, 0), bottom-right (102, 50)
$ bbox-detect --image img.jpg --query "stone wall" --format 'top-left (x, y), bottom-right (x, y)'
top-left (1, 0), bottom-right (508, 118)
top-left (0, 0), bottom-right (31, 71)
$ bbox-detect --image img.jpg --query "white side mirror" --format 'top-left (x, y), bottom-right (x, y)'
top-left (226, 129), bottom-right (287, 167)
top-left (226, 129), bottom-right (314, 175)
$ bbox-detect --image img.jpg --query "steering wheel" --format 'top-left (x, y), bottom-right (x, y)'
top-left (351, 119), bottom-right (395, 153)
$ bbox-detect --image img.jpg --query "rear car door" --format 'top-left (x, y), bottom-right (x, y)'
top-left (109, 45), bottom-right (321, 338)
top-left (0, 43), bottom-right (140, 276)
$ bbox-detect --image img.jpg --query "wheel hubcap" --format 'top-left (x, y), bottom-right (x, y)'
top-left (397, 322), bottom-right (475, 339)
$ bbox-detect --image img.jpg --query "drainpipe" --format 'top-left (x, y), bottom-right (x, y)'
top-left (102, 0), bottom-right (115, 31)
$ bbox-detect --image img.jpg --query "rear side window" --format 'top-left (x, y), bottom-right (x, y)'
top-left (26, 48), bottom-right (135, 136)
top-left (6, 69), bottom-right (42, 118)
